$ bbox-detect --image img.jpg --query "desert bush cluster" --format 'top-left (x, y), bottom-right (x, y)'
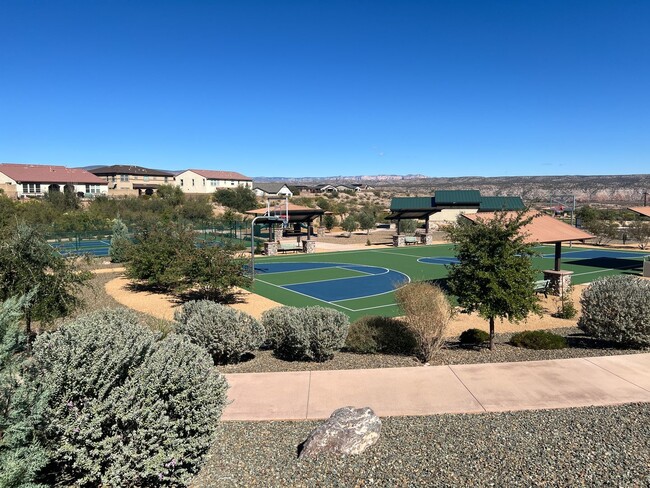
top-left (261, 306), bottom-right (349, 361)
top-left (1, 308), bottom-right (227, 487)
top-left (579, 275), bottom-right (650, 348)
top-left (345, 316), bottom-right (416, 355)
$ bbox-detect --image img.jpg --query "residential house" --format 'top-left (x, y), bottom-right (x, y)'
top-left (175, 169), bottom-right (253, 194)
top-left (252, 183), bottom-right (293, 197)
top-left (89, 165), bottom-right (175, 196)
top-left (0, 163), bottom-right (108, 198)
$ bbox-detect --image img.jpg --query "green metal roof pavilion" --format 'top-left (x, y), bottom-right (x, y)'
top-left (386, 190), bottom-right (525, 221)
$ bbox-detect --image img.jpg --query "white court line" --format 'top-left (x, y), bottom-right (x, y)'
top-left (270, 267), bottom-right (381, 287)
top-left (369, 249), bottom-right (432, 259)
top-left (254, 277), bottom-right (355, 312)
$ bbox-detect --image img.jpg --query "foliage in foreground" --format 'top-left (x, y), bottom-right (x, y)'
top-left (578, 275), bottom-right (650, 348)
top-left (510, 330), bottom-right (568, 350)
top-left (395, 282), bottom-right (453, 362)
top-left (345, 316), bottom-right (416, 355)
top-left (174, 300), bottom-right (265, 364)
top-left (0, 308), bottom-right (227, 487)
top-left (262, 306), bottom-right (349, 361)
top-left (445, 211), bottom-right (542, 350)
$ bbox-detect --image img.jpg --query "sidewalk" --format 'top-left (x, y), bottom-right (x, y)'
top-left (222, 353), bottom-right (650, 421)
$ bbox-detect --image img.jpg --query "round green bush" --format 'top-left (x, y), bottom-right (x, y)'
top-left (174, 300), bottom-right (265, 364)
top-left (578, 275), bottom-right (650, 348)
top-left (261, 306), bottom-right (349, 361)
top-left (459, 328), bottom-right (490, 346)
top-left (510, 330), bottom-right (567, 350)
top-left (345, 316), bottom-right (416, 355)
top-left (5, 308), bottom-right (227, 486)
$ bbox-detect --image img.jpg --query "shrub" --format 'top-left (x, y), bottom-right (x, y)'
top-left (1, 308), bottom-right (227, 486)
top-left (578, 275), bottom-right (650, 348)
top-left (459, 328), bottom-right (490, 347)
top-left (109, 217), bottom-right (130, 263)
top-left (395, 282), bottom-right (454, 362)
top-left (174, 300), bottom-right (265, 363)
top-left (552, 285), bottom-right (578, 319)
top-left (345, 316), bottom-right (416, 355)
top-left (510, 330), bottom-right (567, 350)
top-left (261, 306), bottom-right (349, 361)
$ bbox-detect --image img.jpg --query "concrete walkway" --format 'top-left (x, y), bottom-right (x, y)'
top-left (222, 353), bottom-right (650, 421)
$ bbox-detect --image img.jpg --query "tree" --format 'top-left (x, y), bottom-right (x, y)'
top-left (213, 186), bottom-right (258, 213)
top-left (178, 195), bottom-right (213, 222)
top-left (341, 215), bottom-right (358, 235)
top-left (628, 220), bottom-right (650, 249)
top-left (356, 203), bottom-right (382, 235)
top-left (109, 217), bottom-right (130, 263)
top-left (156, 184), bottom-right (185, 206)
top-left (0, 223), bottom-right (91, 346)
top-left (185, 246), bottom-right (252, 301)
top-left (125, 222), bottom-right (196, 291)
top-left (398, 219), bottom-right (418, 234)
top-left (584, 220), bottom-right (619, 245)
top-left (323, 214), bottom-right (337, 231)
top-left (445, 212), bottom-right (542, 350)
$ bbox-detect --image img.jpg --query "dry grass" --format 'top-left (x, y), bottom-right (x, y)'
top-left (395, 282), bottom-right (454, 362)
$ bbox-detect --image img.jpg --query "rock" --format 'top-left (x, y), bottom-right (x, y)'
top-left (298, 406), bottom-right (381, 458)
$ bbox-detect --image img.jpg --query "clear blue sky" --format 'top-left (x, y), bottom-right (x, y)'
top-left (1, 1), bottom-right (648, 177)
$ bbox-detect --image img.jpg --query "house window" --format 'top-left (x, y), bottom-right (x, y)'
top-left (111, 176), bottom-right (116, 182)
top-left (192, 179), bottom-right (195, 186)
top-left (203, 179), bottom-right (206, 186)
top-left (180, 179), bottom-right (184, 186)
top-left (120, 174), bottom-right (129, 182)
top-left (143, 175), bottom-right (149, 182)
top-left (164, 176), bottom-right (168, 183)
top-left (210, 179), bottom-right (217, 186)
top-left (231, 180), bottom-right (235, 186)
top-left (22, 183), bottom-right (41, 194)
top-left (85, 184), bottom-right (101, 194)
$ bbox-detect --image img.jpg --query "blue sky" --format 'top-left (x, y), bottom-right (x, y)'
top-left (1, 1), bottom-right (648, 177)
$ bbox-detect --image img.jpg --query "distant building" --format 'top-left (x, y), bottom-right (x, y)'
top-left (252, 183), bottom-right (293, 197)
top-left (175, 169), bottom-right (252, 194)
top-left (335, 184), bottom-right (359, 192)
top-left (89, 165), bottom-right (175, 196)
top-left (0, 163), bottom-right (108, 198)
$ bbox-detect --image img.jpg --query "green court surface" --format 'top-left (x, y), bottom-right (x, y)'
top-left (249, 244), bottom-right (649, 321)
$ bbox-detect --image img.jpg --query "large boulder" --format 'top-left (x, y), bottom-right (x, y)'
top-left (298, 406), bottom-right (381, 458)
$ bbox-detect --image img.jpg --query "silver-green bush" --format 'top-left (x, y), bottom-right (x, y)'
top-left (261, 306), bottom-right (349, 361)
top-left (174, 300), bottom-right (265, 364)
top-left (578, 275), bottom-right (650, 348)
top-left (3, 308), bottom-right (227, 486)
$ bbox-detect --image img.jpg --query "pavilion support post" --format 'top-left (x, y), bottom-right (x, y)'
top-left (554, 242), bottom-right (561, 271)
top-left (396, 219), bottom-right (401, 235)
top-left (307, 223), bottom-right (312, 240)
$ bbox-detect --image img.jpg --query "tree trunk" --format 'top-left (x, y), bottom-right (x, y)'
top-left (489, 317), bottom-right (495, 351)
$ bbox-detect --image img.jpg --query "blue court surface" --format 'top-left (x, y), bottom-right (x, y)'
top-left (49, 239), bottom-right (111, 257)
top-left (253, 262), bottom-right (410, 302)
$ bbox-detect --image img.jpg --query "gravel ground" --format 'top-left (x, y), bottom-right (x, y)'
top-left (191, 403), bottom-right (650, 487)
top-left (219, 327), bottom-right (645, 373)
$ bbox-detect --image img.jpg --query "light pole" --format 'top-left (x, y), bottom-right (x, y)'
top-left (250, 215), bottom-right (281, 288)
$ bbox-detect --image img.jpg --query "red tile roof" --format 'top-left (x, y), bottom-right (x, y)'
top-left (0, 163), bottom-right (106, 184)
top-left (629, 207), bottom-right (650, 218)
top-left (462, 211), bottom-right (593, 244)
top-left (182, 169), bottom-right (251, 181)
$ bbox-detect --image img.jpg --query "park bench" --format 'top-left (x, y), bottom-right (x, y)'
top-left (535, 279), bottom-right (551, 298)
top-left (404, 236), bottom-right (418, 246)
top-left (277, 241), bottom-right (303, 253)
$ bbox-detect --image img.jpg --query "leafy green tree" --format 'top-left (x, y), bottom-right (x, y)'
top-left (323, 214), bottom-right (337, 231)
top-left (341, 215), bottom-right (358, 235)
top-left (0, 223), bottom-right (91, 345)
top-left (178, 195), bottom-right (213, 222)
top-left (0, 194), bottom-right (17, 230)
top-left (315, 197), bottom-right (332, 212)
top-left (357, 210), bottom-right (377, 234)
top-left (125, 222), bottom-right (195, 291)
top-left (185, 246), bottom-right (252, 301)
top-left (109, 217), bottom-right (130, 263)
top-left (156, 184), bottom-right (185, 206)
top-left (213, 186), bottom-right (258, 213)
top-left (398, 219), bottom-right (418, 234)
top-left (445, 212), bottom-right (541, 350)
top-left (43, 189), bottom-right (80, 211)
